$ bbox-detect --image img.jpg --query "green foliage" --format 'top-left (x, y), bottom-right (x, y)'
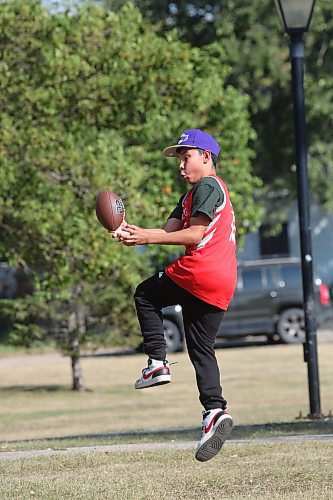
top-left (131, 0), bottom-right (333, 209)
top-left (0, 0), bottom-right (260, 356)
top-left (215, 0), bottom-right (333, 209)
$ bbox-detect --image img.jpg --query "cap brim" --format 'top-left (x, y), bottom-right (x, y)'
top-left (163, 144), bottom-right (197, 157)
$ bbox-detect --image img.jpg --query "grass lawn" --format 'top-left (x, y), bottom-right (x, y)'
top-left (0, 442), bottom-right (332, 499)
top-left (0, 343), bottom-right (332, 443)
top-left (0, 344), bottom-right (333, 499)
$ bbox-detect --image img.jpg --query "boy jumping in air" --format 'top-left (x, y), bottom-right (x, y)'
top-left (115, 129), bottom-right (237, 462)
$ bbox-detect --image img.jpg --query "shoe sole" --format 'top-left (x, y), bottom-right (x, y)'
top-left (134, 375), bottom-right (171, 390)
top-left (195, 414), bottom-right (233, 462)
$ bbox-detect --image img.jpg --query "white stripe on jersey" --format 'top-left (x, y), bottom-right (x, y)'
top-left (197, 228), bottom-right (216, 249)
top-left (194, 176), bottom-right (229, 250)
top-left (206, 212), bottom-right (221, 231)
top-left (205, 176), bottom-right (226, 212)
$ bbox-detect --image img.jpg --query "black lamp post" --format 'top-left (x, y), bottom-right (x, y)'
top-left (274, 0), bottom-right (321, 418)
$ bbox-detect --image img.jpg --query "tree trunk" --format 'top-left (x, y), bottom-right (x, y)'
top-left (70, 334), bottom-right (85, 391)
top-left (68, 292), bottom-right (86, 391)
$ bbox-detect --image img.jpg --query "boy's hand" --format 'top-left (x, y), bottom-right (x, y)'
top-left (110, 220), bottom-right (131, 240)
top-left (119, 224), bottom-right (149, 246)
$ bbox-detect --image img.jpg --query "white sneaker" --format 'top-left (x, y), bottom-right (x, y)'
top-left (134, 358), bottom-right (171, 389)
top-left (195, 408), bottom-right (233, 462)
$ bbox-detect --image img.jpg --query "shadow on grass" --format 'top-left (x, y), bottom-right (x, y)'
top-left (0, 385), bottom-right (71, 392)
top-left (2, 419), bottom-right (333, 446)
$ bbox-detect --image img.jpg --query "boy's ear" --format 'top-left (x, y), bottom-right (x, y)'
top-left (203, 150), bottom-right (211, 163)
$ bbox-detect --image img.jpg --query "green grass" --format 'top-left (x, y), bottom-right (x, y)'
top-left (1, 442), bottom-right (333, 499)
top-left (1, 344), bottom-right (333, 443)
top-left (0, 344), bottom-right (333, 498)
top-left (0, 342), bottom-right (57, 357)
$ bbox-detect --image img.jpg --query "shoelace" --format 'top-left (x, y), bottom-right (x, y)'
top-left (141, 360), bottom-right (178, 374)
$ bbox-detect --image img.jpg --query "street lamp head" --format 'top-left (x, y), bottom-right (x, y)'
top-left (275, 0), bottom-right (316, 34)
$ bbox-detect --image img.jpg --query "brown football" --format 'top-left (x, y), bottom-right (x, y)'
top-left (95, 190), bottom-right (125, 231)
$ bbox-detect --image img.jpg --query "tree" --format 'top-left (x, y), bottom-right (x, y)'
top-left (0, 0), bottom-right (261, 389)
top-left (128, 0), bottom-right (333, 211)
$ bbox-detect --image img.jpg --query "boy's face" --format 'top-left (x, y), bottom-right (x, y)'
top-left (177, 148), bottom-right (211, 185)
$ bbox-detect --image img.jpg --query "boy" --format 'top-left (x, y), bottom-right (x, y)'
top-left (115, 129), bottom-right (237, 462)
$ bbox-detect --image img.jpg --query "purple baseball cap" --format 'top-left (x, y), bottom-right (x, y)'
top-left (163, 129), bottom-right (220, 157)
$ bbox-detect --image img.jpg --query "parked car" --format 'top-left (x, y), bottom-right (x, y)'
top-left (162, 258), bottom-right (333, 352)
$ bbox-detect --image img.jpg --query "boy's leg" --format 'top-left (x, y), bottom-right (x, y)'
top-left (182, 297), bottom-right (227, 410)
top-left (134, 271), bottom-right (188, 360)
top-left (181, 297), bottom-right (233, 462)
top-left (133, 272), bottom-right (190, 389)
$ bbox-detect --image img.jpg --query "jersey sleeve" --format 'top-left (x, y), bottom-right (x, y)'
top-left (167, 194), bottom-right (185, 220)
top-left (191, 178), bottom-right (225, 220)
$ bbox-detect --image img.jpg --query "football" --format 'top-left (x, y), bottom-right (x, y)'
top-left (95, 190), bottom-right (125, 231)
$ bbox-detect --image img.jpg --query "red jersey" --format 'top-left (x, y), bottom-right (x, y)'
top-left (165, 175), bottom-right (237, 310)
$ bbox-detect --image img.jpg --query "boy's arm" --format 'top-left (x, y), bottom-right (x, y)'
top-left (163, 218), bottom-right (182, 233)
top-left (119, 213), bottom-right (209, 246)
top-left (134, 218), bottom-right (181, 233)
top-left (110, 218), bottom-right (181, 244)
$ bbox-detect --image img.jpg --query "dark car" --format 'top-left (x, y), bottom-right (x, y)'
top-left (162, 258), bottom-right (333, 352)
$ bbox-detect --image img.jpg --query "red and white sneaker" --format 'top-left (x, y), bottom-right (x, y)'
top-left (134, 358), bottom-right (171, 389)
top-left (195, 408), bottom-right (233, 462)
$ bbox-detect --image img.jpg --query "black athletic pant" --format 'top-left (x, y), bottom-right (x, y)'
top-left (134, 271), bottom-right (227, 411)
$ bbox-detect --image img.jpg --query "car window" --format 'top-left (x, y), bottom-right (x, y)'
top-left (280, 265), bottom-right (302, 286)
top-left (265, 268), bottom-right (275, 287)
top-left (241, 269), bottom-right (262, 290)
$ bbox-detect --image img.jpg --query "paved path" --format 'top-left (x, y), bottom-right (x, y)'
top-left (1, 434), bottom-right (333, 461)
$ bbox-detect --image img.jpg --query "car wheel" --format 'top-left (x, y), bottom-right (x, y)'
top-left (277, 307), bottom-right (305, 344)
top-left (163, 319), bottom-right (183, 353)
